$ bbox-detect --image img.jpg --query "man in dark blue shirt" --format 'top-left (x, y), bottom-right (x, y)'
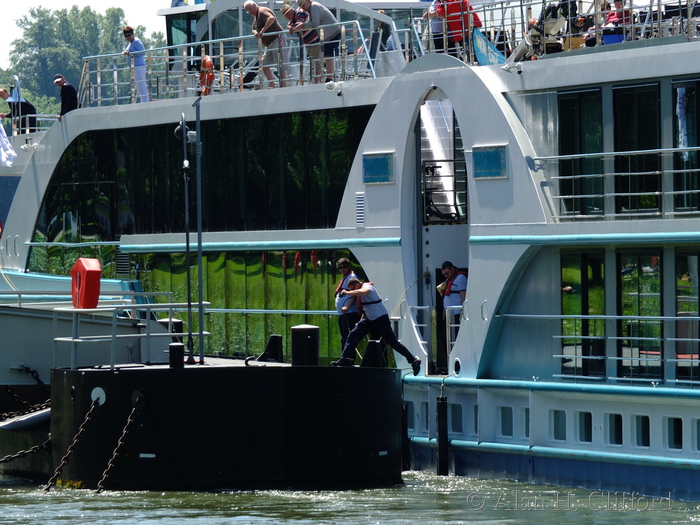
top-left (53, 74), bottom-right (78, 122)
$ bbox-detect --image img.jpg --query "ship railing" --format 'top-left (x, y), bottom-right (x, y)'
top-left (445, 304), bottom-right (464, 354)
top-left (396, 301), bottom-right (430, 364)
top-left (6, 114), bottom-right (58, 136)
top-left (0, 289), bottom-right (172, 309)
top-left (421, 159), bottom-right (468, 224)
top-left (78, 20), bottom-right (391, 108)
top-left (407, 0), bottom-right (700, 64)
top-left (537, 145), bottom-right (700, 220)
top-left (499, 312), bottom-right (700, 384)
top-left (52, 301), bottom-right (210, 370)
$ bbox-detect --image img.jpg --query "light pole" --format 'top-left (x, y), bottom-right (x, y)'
top-left (174, 101), bottom-right (205, 365)
top-left (174, 112), bottom-right (195, 364)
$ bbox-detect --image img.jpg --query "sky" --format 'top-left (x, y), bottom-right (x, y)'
top-left (2, 1), bottom-right (168, 70)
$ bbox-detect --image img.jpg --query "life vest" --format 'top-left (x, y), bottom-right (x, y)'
top-left (444, 270), bottom-right (468, 296)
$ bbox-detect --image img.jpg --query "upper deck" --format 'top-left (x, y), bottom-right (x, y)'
top-left (75, 0), bottom-right (700, 106)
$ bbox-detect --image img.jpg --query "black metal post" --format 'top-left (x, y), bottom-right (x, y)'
top-left (177, 112), bottom-right (195, 365)
top-left (193, 97), bottom-right (205, 364)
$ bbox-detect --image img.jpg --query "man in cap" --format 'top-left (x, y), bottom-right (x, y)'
top-left (244, 0), bottom-right (287, 88)
top-left (296, 0), bottom-right (341, 82)
top-left (281, 3), bottom-right (323, 83)
top-left (53, 74), bottom-right (78, 122)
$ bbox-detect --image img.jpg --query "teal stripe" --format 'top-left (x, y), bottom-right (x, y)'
top-left (409, 437), bottom-right (700, 469)
top-left (120, 237), bottom-right (401, 253)
top-left (404, 376), bottom-right (700, 400)
top-left (470, 232), bottom-right (700, 246)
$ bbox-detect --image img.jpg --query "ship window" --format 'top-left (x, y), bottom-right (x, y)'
top-left (576, 411), bottom-right (593, 443)
top-left (617, 251), bottom-right (663, 380)
top-left (31, 105), bottom-right (375, 269)
top-left (551, 409), bottom-right (566, 441)
top-left (421, 401), bottom-right (430, 432)
top-left (676, 253), bottom-right (700, 382)
top-left (613, 84), bottom-right (661, 216)
top-left (634, 414), bottom-right (650, 447)
top-left (405, 401), bottom-right (415, 430)
top-left (560, 252), bottom-right (605, 378)
top-left (449, 403), bottom-right (463, 433)
top-left (498, 406), bottom-right (513, 437)
top-left (523, 407), bottom-right (530, 438)
top-left (672, 81), bottom-right (700, 214)
top-left (557, 89), bottom-right (603, 217)
top-left (694, 419), bottom-right (700, 451)
top-left (607, 413), bottom-right (623, 445)
top-left (666, 417), bottom-right (683, 449)
top-left (472, 404), bottom-right (479, 435)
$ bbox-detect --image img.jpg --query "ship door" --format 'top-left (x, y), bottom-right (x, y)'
top-left (416, 94), bottom-right (469, 374)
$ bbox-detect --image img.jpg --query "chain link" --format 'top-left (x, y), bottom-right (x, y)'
top-left (96, 405), bottom-right (139, 493)
top-left (0, 399), bottom-right (51, 422)
top-left (0, 438), bottom-right (51, 464)
top-left (45, 399), bottom-right (100, 491)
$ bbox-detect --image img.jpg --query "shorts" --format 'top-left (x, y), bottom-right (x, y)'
top-left (323, 39), bottom-right (339, 58)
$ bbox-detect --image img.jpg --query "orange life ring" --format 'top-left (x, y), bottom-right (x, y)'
top-left (200, 55), bottom-right (215, 95)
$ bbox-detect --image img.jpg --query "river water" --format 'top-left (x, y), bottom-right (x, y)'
top-left (2, 471), bottom-right (700, 524)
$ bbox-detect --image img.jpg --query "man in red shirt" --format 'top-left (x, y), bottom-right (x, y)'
top-left (435, 0), bottom-right (482, 58)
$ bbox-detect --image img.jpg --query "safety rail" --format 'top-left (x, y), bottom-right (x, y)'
top-left (52, 301), bottom-right (210, 370)
top-left (208, 307), bottom-right (336, 316)
top-left (0, 289), bottom-right (172, 309)
top-left (499, 312), bottom-right (700, 384)
top-left (7, 114), bottom-right (58, 136)
top-left (536, 145), bottom-right (700, 220)
top-left (71, 0), bottom-right (700, 109)
top-left (78, 20), bottom-right (384, 107)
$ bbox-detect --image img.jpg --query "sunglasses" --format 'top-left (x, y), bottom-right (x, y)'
top-left (338, 265), bottom-right (349, 269)
top-left (124, 33), bottom-right (133, 37)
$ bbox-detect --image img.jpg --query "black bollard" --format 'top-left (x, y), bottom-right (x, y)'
top-left (291, 324), bottom-right (319, 366)
top-left (436, 396), bottom-right (449, 475)
top-left (169, 342), bottom-right (184, 369)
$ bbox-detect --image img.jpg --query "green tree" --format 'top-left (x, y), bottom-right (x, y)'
top-left (8, 5), bottom-right (166, 102)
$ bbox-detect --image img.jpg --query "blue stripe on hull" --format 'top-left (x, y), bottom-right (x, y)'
top-left (409, 443), bottom-right (698, 501)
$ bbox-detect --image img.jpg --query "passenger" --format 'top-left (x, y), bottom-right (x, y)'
top-left (334, 257), bottom-right (360, 351)
top-left (423, 0), bottom-right (446, 53)
top-left (296, 0), bottom-right (341, 83)
top-left (440, 261), bottom-right (467, 323)
top-left (244, 0), bottom-right (287, 88)
top-left (376, 10), bottom-right (392, 50)
top-left (282, 3), bottom-right (323, 84)
top-left (0, 87), bottom-right (37, 134)
top-left (53, 74), bottom-right (78, 122)
top-left (332, 278), bottom-right (422, 375)
top-left (583, 0), bottom-right (630, 46)
top-left (435, 0), bottom-right (482, 60)
top-left (123, 26), bottom-right (150, 103)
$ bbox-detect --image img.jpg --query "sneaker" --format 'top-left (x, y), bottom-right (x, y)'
top-left (331, 357), bottom-right (355, 367)
top-left (411, 357), bottom-right (422, 376)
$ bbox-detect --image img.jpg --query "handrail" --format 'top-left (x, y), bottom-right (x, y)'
top-left (208, 307), bottom-right (337, 315)
top-left (78, 20), bottom-right (378, 107)
top-left (52, 301), bottom-right (210, 369)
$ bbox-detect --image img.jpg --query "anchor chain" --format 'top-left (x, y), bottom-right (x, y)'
top-left (1, 367), bottom-right (50, 421)
top-left (0, 398), bottom-right (50, 422)
top-left (45, 398), bottom-right (100, 491)
top-left (96, 404), bottom-right (140, 494)
top-left (0, 438), bottom-right (51, 464)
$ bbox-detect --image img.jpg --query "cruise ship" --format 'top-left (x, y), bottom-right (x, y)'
top-left (2, 0), bottom-right (700, 498)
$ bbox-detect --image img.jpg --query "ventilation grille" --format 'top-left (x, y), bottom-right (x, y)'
top-left (116, 250), bottom-right (130, 276)
top-left (355, 192), bottom-right (365, 227)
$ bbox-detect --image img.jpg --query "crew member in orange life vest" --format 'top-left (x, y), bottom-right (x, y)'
top-left (439, 261), bottom-right (467, 319)
top-left (334, 257), bottom-right (359, 350)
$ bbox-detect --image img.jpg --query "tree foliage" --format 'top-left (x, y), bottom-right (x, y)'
top-left (4, 5), bottom-right (165, 102)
